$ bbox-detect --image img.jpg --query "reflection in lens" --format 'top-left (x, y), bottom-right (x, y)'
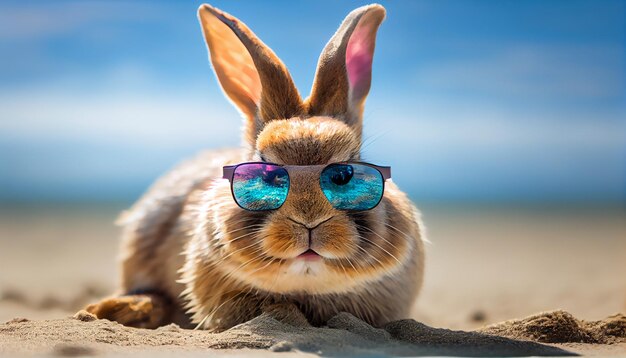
top-left (330, 164), bottom-right (353, 185)
top-left (320, 164), bottom-right (384, 210)
top-left (232, 164), bottom-right (289, 210)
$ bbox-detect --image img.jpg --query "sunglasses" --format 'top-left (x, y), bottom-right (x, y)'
top-left (222, 162), bottom-right (391, 211)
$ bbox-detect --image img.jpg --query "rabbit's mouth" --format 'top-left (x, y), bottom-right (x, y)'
top-left (297, 249), bottom-right (322, 261)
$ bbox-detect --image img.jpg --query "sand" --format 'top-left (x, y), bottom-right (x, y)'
top-left (0, 309), bottom-right (624, 357)
top-left (1, 204), bottom-right (625, 356)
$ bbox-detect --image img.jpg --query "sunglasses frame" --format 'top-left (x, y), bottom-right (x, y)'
top-left (222, 162), bottom-right (391, 212)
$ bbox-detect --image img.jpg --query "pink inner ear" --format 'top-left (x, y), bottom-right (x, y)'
top-left (346, 23), bottom-right (375, 102)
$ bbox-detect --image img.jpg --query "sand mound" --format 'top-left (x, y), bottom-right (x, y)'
top-left (480, 310), bottom-right (626, 344)
top-left (0, 307), bottom-right (588, 357)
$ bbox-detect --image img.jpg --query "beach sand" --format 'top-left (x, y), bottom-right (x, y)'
top-left (1, 204), bottom-right (624, 356)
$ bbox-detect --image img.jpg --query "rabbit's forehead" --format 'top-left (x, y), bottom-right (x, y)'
top-left (256, 117), bottom-right (360, 165)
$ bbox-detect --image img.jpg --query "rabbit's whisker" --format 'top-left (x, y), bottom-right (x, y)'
top-left (354, 240), bottom-right (385, 267)
top-left (224, 229), bottom-right (264, 243)
top-left (355, 224), bottom-right (401, 256)
top-left (357, 234), bottom-right (401, 265)
top-left (213, 240), bottom-right (262, 265)
top-left (221, 224), bottom-right (265, 236)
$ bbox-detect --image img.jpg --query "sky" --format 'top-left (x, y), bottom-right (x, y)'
top-left (0, 0), bottom-right (624, 204)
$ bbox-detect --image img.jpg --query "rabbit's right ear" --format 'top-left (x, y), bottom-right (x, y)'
top-left (306, 5), bottom-right (385, 139)
top-left (198, 5), bottom-right (303, 145)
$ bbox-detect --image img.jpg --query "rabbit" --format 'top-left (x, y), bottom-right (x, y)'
top-left (85, 3), bottom-right (425, 331)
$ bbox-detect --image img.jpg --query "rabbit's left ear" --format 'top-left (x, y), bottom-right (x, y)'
top-left (198, 4), bottom-right (303, 146)
top-left (306, 4), bottom-right (386, 137)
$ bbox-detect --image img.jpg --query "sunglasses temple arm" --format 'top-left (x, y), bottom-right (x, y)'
top-left (222, 166), bottom-right (235, 181)
top-left (379, 166), bottom-right (391, 180)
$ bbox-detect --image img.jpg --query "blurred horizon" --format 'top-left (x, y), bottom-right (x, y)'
top-left (1, 0), bottom-right (625, 205)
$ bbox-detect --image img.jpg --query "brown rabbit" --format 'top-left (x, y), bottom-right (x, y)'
top-left (86, 3), bottom-right (425, 331)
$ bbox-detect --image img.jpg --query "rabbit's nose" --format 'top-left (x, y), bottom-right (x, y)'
top-left (287, 216), bottom-right (333, 230)
top-left (287, 216), bottom-right (333, 257)
top-left (287, 216), bottom-right (333, 248)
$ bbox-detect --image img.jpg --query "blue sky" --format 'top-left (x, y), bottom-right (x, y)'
top-left (0, 0), bottom-right (624, 203)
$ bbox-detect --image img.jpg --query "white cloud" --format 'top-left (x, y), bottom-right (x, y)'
top-left (1, 48), bottom-right (624, 201)
top-left (0, 90), bottom-right (241, 149)
top-left (375, 107), bottom-right (625, 149)
top-left (0, 1), bottom-right (165, 40)
top-left (2, 73), bottom-right (624, 154)
top-left (413, 43), bottom-right (624, 99)
top-left (0, 54), bottom-right (244, 148)
top-left (360, 95), bottom-right (626, 195)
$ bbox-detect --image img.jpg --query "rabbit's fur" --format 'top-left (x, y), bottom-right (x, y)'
top-left (86, 3), bottom-right (425, 331)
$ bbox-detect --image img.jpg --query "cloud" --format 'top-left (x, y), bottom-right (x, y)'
top-left (412, 43), bottom-right (624, 100)
top-left (2, 78), bottom-right (624, 202)
top-left (0, 89), bottom-right (241, 149)
top-left (1, 17), bottom-right (624, 202)
top-left (355, 88), bottom-right (626, 202)
top-left (0, 1), bottom-right (166, 41)
top-left (0, 72), bottom-right (244, 200)
top-left (373, 104), bottom-right (625, 148)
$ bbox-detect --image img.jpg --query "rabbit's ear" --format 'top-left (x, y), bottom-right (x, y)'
top-left (306, 4), bottom-right (385, 137)
top-left (198, 5), bottom-right (303, 145)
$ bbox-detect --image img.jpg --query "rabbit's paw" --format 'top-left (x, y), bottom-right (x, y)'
top-left (85, 294), bottom-right (169, 329)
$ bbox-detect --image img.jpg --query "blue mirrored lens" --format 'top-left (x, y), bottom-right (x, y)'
top-left (232, 163), bottom-right (289, 210)
top-left (320, 163), bottom-right (384, 210)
